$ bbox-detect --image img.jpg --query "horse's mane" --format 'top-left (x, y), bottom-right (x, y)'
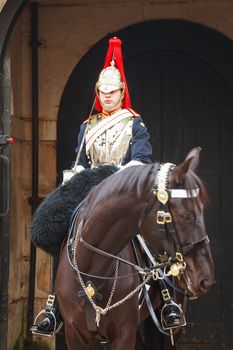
top-left (84, 164), bottom-right (155, 204)
top-left (84, 164), bottom-right (208, 211)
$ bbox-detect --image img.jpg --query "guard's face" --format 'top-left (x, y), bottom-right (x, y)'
top-left (98, 89), bottom-right (123, 112)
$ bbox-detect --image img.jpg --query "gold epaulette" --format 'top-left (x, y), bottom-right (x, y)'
top-left (127, 108), bottom-right (140, 117)
top-left (83, 113), bottom-right (101, 124)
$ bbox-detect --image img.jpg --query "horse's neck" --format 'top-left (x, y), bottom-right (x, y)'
top-left (77, 194), bottom-right (145, 274)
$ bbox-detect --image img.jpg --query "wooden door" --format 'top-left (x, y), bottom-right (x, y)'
top-left (127, 50), bottom-right (233, 349)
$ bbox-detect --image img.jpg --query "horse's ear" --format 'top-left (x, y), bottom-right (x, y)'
top-left (185, 147), bottom-right (201, 171)
top-left (172, 147), bottom-right (201, 184)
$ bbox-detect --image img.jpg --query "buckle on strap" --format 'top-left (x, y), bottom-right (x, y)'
top-left (157, 211), bottom-right (172, 225)
top-left (46, 294), bottom-right (56, 308)
top-left (161, 288), bottom-right (171, 301)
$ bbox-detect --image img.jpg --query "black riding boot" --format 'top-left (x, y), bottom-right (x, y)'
top-left (30, 294), bottom-right (63, 336)
top-left (161, 300), bottom-right (186, 330)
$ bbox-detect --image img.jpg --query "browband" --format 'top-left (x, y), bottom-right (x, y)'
top-left (153, 188), bottom-right (199, 199)
top-left (168, 188), bottom-right (199, 198)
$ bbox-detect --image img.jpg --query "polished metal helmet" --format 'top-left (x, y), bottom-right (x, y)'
top-left (96, 63), bottom-right (124, 93)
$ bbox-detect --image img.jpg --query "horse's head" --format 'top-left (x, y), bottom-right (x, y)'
top-left (142, 147), bottom-right (214, 298)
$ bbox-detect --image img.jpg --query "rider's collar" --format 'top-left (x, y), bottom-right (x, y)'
top-left (101, 107), bottom-right (122, 117)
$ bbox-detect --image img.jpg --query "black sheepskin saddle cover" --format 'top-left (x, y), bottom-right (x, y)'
top-left (30, 165), bottom-right (118, 256)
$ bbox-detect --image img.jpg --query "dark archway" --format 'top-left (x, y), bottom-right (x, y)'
top-left (57, 20), bottom-right (233, 348)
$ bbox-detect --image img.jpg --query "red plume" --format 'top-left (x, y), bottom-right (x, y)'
top-left (95, 37), bottom-right (131, 111)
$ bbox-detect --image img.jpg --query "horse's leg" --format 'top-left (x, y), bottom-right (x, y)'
top-left (143, 316), bottom-right (165, 350)
top-left (109, 325), bottom-right (137, 350)
top-left (135, 324), bottom-right (146, 350)
top-left (64, 322), bottom-right (96, 350)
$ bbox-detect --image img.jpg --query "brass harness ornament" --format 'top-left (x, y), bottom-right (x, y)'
top-left (85, 282), bottom-right (96, 298)
top-left (156, 162), bottom-right (175, 205)
top-left (156, 162), bottom-right (175, 224)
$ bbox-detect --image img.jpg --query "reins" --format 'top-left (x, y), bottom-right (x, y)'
top-left (76, 163), bottom-right (170, 278)
top-left (80, 234), bottom-right (169, 273)
top-left (67, 201), bottom-right (163, 280)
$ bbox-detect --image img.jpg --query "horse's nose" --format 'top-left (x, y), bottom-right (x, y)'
top-left (199, 277), bottom-right (213, 293)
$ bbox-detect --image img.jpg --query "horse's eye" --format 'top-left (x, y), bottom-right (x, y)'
top-left (182, 213), bottom-right (195, 223)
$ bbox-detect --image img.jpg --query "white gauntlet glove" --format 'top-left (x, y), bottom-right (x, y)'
top-left (62, 165), bottom-right (85, 185)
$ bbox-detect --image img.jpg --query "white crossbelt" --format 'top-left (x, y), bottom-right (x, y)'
top-left (85, 109), bottom-right (136, 152)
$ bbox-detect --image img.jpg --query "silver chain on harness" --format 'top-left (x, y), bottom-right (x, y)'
top-left (68, 220), bottom-right (169, 327)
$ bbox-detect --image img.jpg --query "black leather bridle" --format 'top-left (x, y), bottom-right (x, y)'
top-left (138, 162), bottom-right (210, 265)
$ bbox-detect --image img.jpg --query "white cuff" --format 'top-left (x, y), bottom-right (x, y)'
top-left (72, 165), bottom-right (85, 173)
top-left (117, 160), bottom-right (144, 172)
top-left (124, 160), bottom-right (144, 168)
top-left (62, 165), bottom-right (85, 185)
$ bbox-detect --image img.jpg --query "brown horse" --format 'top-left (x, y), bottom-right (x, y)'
top-left (56, 148), bottom-right (214, 350)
